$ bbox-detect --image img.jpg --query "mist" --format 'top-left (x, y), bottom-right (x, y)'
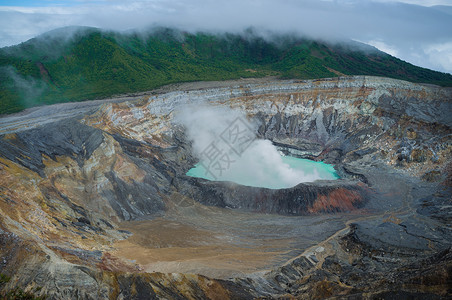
top-left (176, 105), bottom-right (323, 189)
top-left (1, 66), bottom-right (47, 108)
top-left (0, 0), bottom-right (451, 73)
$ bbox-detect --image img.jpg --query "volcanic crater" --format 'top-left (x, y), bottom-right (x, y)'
top-left (0, 76), bottom-right (451, 299)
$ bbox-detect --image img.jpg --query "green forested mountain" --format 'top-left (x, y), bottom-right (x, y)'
top-left (1, 26), bottom-right (451, 114)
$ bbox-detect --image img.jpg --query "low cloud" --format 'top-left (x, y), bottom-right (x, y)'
top-left (1, 66), bottom-right (47, 107)
top-left (423, 42), bottom-right (452, 74)
top-left (0, 0), bottom-right (451, 73)
top-left (366, 40), bottom-right (399, 57)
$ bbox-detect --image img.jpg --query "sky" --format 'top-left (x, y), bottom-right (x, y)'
top-left (0, 0), bottom-right (451, 74)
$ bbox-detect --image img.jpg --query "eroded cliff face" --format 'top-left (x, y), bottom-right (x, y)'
top-left (0, 76), bottom-right (451, 299)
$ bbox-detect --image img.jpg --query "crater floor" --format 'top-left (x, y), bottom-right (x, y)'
top-left (113, 205), bottom-right (360, 278)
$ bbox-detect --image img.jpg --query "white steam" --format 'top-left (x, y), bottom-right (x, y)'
top-left (175, 105), bottom-right (323, 189)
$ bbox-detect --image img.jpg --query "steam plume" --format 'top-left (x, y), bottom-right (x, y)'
top-left (175, 105), bottom-right (323, 189)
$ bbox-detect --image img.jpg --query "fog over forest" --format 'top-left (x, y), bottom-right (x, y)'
top-left (0, 0), bottom-right (451, 74)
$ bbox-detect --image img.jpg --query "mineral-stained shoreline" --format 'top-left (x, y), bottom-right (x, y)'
top-left (0, 76), bottom-right (451, 299)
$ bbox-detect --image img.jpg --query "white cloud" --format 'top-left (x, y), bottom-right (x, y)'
top-left (0, 6), bottom-right (77, 14)
top-left (0, 0), bottom-right (451, 73)
top-left (424, 42), bottom-right (452, 73)
top-left (371, 0), bottom-right (452, 5)
top-left (367, 40), bottom-right (399, 57)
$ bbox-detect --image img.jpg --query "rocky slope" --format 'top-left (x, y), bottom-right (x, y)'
top-left (0, 76), bottom-right (451, 299)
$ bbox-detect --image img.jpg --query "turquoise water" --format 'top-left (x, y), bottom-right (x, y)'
top-left (186, 155), bottom-right (339, 189)
top-left (279, 156), bottom-right (340, 180)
